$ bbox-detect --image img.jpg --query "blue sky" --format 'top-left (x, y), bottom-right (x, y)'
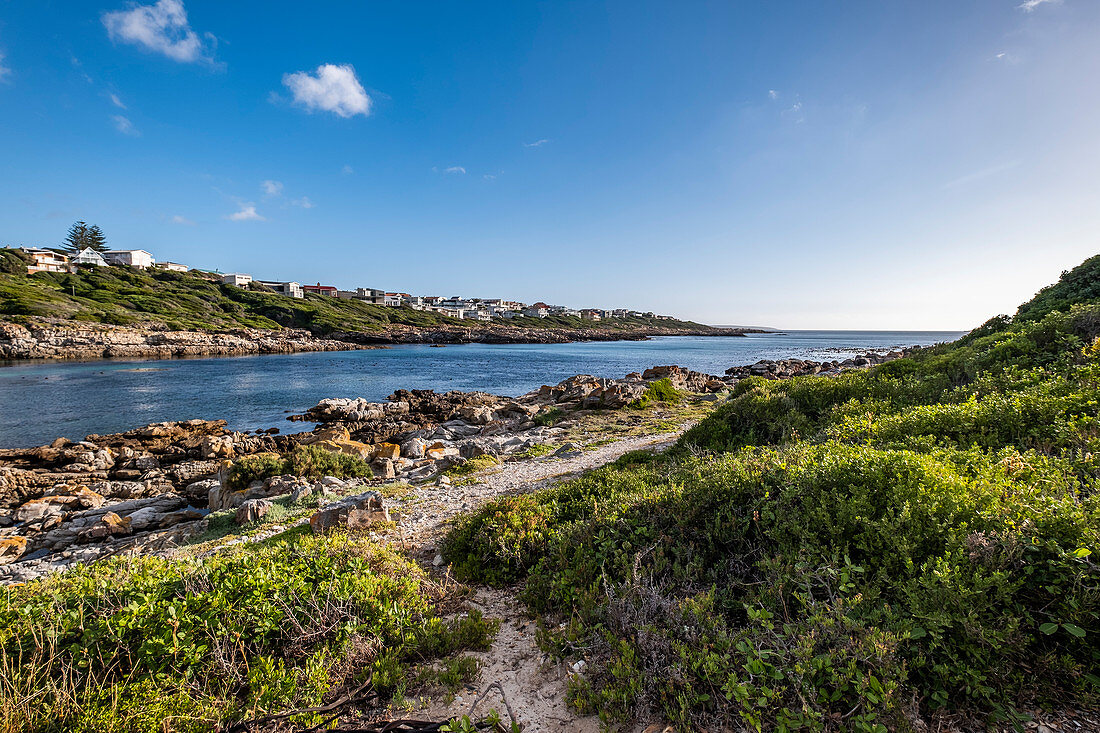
top-left (1, 0), bottom-right (1098, 329)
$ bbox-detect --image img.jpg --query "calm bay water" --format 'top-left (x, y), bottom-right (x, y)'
top-left (0, 330), bottom-right (961, 448)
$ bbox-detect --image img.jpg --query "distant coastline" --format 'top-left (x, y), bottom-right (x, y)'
top-left (0, 318), bottom-right (750, 361)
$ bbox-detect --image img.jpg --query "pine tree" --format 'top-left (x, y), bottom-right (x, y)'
top-left (86, 225), bottom-right (108, 252)
top-left (64, 221), bottom-right (91, 254)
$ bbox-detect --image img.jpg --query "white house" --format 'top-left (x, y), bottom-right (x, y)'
top-left (522, 307), bottom-right (549, 318)
top-left (103, 250), bottom-right (154, 269)
top-left (71, 248), bottom-right (107, 267)
top-left (257, 280), bottom-right (304, 298)
top-left (156, 261), bottom-right (188, 272)
top-left (222, 273), bottom-right (253, 287)
top-left (22, 248), bottom-right (69, 273)
top-left (336, 287), bottom-right (386, 304)
top-left (383, 293), bottom-right (403, 307)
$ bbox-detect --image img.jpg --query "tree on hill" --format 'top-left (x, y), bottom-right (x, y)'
top-left (87, 224), bottom-right (107, 252)
top-left (64, 221), bottom-right (109, 254)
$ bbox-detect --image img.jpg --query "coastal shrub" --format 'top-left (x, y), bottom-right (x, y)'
top-left (446, 445), bottom-right (1100, 728)
top-left (534, 408), bottom-right (565, 427)
top-left (628, 378), bottom-right (684, 409)
top-left (1015, 253), bottom-right (1100, 322)
top-left (282, 445), bottom-right (375, 481)
top-left (0, 531), bottom-right (497, 732)
top-left (513, 443), bottom-right (555, 459)
top-left (443, 455), bottom-right (501, 481)
top-left (0, 248), bottom-right (30, 275)
top-left (226, 452), bottom-right (286, 490)
top-left (226, 446), bottom-right (374, 490)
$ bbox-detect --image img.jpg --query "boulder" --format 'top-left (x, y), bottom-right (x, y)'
top-left (236, 499), bottom-right (273, 525)
top-left (158, 509), bottom-right (205, 528)
top-left (104, 494), bottom-right (189, 531)
top-left (290, 484), bottom-right (315, 504)
top-left (14, 497), bottom-right (69, 524)
top-left (308, 491), bottom-right (388, 533)
top-left (0, 536), bottom-right (27, 565)
top-left (199, 435), bottom-right (235, 460)
top-left (79, 512), bottom-right (132, 541)
top-left (459, 406), bottom-right (494, 425)
top-left (371, 442), bottom-right (401, 461)
top-left (301, 424), bottom-right (351, 444)
top-left (425, 442), bottom-right (460, 460)
top-left (372, 458), bottom-right (396, 480)
top-left (400, 437), bottom-right (426, 459)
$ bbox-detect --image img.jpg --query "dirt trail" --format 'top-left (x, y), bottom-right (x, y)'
top-left (388, 429), bottom-right (685, 732)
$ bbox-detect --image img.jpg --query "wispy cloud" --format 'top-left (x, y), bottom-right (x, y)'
top-left (102, 0), bottom-right (215, 64)
top-left (0, 51), bottom-right (10, 83)
top-left (443, 166), bottom-right (466, 174)
top-left (768, 89), bottom-right (779, 100)
top-left (70, 55), bottom-right (93, 84)
top-left (171, 214), bottom-right (195, 225)
top-left (109, 92), bottom-right (126, 109)
top-left (942, 160), bottom-right (1022, 189)
top-left (523, 138), bottom-right (550, 148)
top-left (1018, 0), bottom-right (1060, 11)
top-left (225, 202), bottom-right (264, 221)
top-left (341, 164), bottom-right (354, 175)
top-left (291, 197), bottom-right (314, 209)
top-left (261, 179), bottom-right (283, 196)
top-left (282, 64), bottom-right (371, 118)
top-left (112, 115), bottom-right (140, 136)
top-left (783, 100), bottom-right (805, 124)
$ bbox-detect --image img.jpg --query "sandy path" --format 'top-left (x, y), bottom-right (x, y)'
top-left (387, 429), bottom-right (686, 732)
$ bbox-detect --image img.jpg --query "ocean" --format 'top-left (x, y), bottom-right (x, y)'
top-left (0, 330), bottom-right (962, 448)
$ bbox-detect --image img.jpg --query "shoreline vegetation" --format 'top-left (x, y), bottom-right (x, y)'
top-left (1, 254), bottom-right (1098, 731)
top-left (0, 249), bottom-right (751, 360)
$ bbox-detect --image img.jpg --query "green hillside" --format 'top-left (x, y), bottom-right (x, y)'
top-left (445, 256), bottom-right (1100, 730)
top-left (0, 248), bottom-right (714, 336)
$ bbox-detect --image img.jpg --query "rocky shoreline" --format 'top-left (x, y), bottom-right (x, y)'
top-left (0, 321), bottom-right (366, 360)
top-left (0, 319), bottom-right (748, 361)
top-left (0, 347), bottom-right (914, 584)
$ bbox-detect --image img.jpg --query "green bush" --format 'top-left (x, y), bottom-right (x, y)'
top-left (534, 408), bottom-right (565, 427)
top-left (447, 446), bottom-right (1099, 728)
top-left (226, 445), bottom-right (375, 490)
top-left (628, 378), bottom-right (684, 409)
top-left (0, 532), bottom-right (497, 732)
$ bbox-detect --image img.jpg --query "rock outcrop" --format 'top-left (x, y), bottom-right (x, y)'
top-left (0, 321), bottom-right (365, 360)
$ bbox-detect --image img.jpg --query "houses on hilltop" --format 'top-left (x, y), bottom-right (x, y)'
top-left (13, 244), bottom-right (678, 322)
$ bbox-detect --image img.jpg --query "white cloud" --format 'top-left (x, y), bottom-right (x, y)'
top-left (261, 179), bottom-right (283, 196)
top-left (0, 52), bottom-right (10, 82)
top-left (103, 0), bottom-right (214, 64)
top-left (171, 214), bottom-right (195, 225)
top-left (342, 164), bottom-right (354, 175)
top-left (109, 93), bottom-right (126, 108)
top-left (443, 166), bottom-right (466, 174)
top-left (112, 115), bottom-right (140, 136)
top-left (523, 138), bottom-right (550, 148)
top-left (1018, 0), bottom-right (1060, 11)
top-left (226, 203), bottom-right (264, 221)
top-left (282, 64), bottom-right (371, 118)
top-left (768, 89), bottom-right (779, 100)
top-left (291, 197), bottom-right (314, 209)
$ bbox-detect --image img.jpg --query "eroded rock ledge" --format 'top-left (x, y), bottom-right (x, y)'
top-left (0, 321), bottom-right (364, 360)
